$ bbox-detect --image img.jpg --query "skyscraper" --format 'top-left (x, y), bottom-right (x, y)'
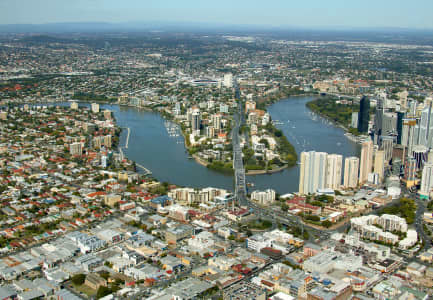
top-left (191, 112), bottom-right (201, 134)
top-left (382, 112), bottom-right (397, 137)
top-left (420, 163), bottom-right (433, 199)
top-left (344, 157), bottom-right (359, 188)
top-left (104, 135), bottom-right (112, 148)
top-left (398, 90), bottom-right (408, 110)
top-left (418, 106), bottom-right (433, 148)
top-left (212, 114), bottom-right (222, 130)
top-left (381, 136), bottom-right (394, 163)
top-left (326, 154), bottom-right (343, 189)
top-left (359, 140), bottom-right (373, 184)
top-left (223, 73), bottom-right (233, 88)
top-left (408, 100), bottom-right (417, 117)
top-left (358, 96), bottom-right (370, 133)
top-left (91, 103), bottom-right (100, 113)
top-left (206, 126), bottom-right (215, 138)
top-left (351, 112), bottom-right (359, 129)
top-left (70, 142), bottom-right (83, 156)
top-left (392, 158), bottom-right (402, 176)
top-left (404, 157), bottom-right (417, 188)
top-left (396, 111), bottom-right (405, 145)
top-left (299, 151), bottom-right (328, 195)
top-left (402, 118), bottom-right (417, 155)
top-left (374, 150), bottom-right (385, 183)
top-left (374, 98), bottom-right (384, 144)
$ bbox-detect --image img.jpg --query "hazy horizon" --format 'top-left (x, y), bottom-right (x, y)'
top-left (0, 0), bottom-right (432, 30)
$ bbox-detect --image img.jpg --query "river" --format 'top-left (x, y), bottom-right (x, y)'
top-left (246, 96), bottom-right (361, 194)
top-left (35, 96), bottom-right (360, 194)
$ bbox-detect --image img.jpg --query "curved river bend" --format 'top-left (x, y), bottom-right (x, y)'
top-left (44, 96), bottom-right (360, 194)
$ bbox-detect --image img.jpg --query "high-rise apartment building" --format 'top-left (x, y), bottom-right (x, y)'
top-left (91, 103), bottom-right (100, 113)
top-left (70, 142), bottom-right (83, 156)
top-left (212, 114), bottom-right (222, 130)
top-left (70, 101), bottom-right (78, 110)
top-left (420, 163), bottom-right (433, 199)
top-left (326, 154), bottom-right (343, 189)
top-left (351, 112), bottom-right (359, 129)
top-left (223, 73), bottom-right (233, 88)
top-left (206, 126), bottom-right (215, 138)
top-left (191, 112), bottom-right (201, 134)
top-left (401, 118), bottom-right (417, 155)
top-left (418, 106), bottom-right (433, 148)
top-left (103, 110), bottom-right (112, 120)
top-left (381, 136), bottom-right (394, 163)
top-left (299, 151), bottom-right (328, 195)
top-left (408, 100), bottom-right (417, 117)
top-left (398, 90), bottom-right (408, 110)
top-left (344, 157), bottom-right (359, 188)
top-left (359, 140), bottom-right (373, 184)
top-left (104, 135), bottom-right (112, 148)
top-left (374, 150), bottom-right (385, 183)
top-left (404, 157), bottom-right (417, 188)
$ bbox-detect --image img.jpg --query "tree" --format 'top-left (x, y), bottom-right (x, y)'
top-left (71, 274), bottom-right (86, 286)
top-left (259, 138), bottom-right (269, 148)
top-left (99, 271), bottom-right (110, 280)
top-left (96, 286), bottom-right (111, 299)
top-left (322, 220), bottom-right (332, 228)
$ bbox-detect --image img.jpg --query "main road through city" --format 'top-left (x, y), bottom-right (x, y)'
top-left (231, 88), bottom-right (328, 241)
top-left (232, 93), bottom-right (247, 205)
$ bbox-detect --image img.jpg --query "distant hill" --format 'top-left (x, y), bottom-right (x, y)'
top-left (0, 22), bottom-right (432, 46)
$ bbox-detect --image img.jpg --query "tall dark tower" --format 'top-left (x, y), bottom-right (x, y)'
top-left (358, 96), bottom-right (370, 133)
top-left (374, 98), bottom-right (384, 144)
top-left (396, 111), bottom-right (405, 145)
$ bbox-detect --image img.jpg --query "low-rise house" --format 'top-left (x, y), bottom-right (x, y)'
top-left (85, 273), bottom-right (107, 290)
top-left (161, 255), bottom-right (183, 272)
top-left (165, 225), bottom-right (193, 245)
top-left (75, 254), bottom-right (103, 272)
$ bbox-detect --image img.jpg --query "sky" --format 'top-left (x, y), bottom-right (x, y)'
top-left (0, 0), bottom-right (432, 29)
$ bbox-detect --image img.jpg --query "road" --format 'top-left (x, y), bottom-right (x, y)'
top-left (232, 85), bottom-right (247, 206)
top-left (230, 85), bottom-right (324, 242)
top-left (396, 184), bottom-right (431, 252)
top-left (414, 194), bottom-right (431, 251)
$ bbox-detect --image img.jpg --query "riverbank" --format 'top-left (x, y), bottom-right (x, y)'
top-left (192, 154), bottom-right (209, 167)
top-left (236, 94), bottom-right (307, 176)
top-left (246, 164), bottom-right (288, 175)
top-left (255, 90), bottom-right (317, 110)
top-left (305, 97), bottom-right (368, 144)
top-left (192, 154), bottom-right (234, 175)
